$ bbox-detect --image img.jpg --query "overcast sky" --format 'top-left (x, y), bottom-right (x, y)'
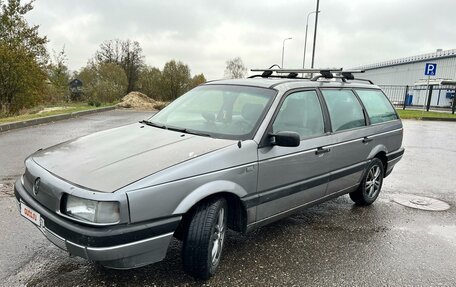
top-left (26, 0), bottom-right (456, 80)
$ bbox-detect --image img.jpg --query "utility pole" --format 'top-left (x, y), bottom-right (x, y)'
top-left (302, 10), bottom-right (320, 69)
top-left (310, 0), bottom-right (320, 68)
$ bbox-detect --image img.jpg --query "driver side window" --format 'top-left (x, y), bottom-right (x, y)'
top-left (272, 91), bottom-right (325, 139)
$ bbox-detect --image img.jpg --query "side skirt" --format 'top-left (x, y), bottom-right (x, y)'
top-left (245, 183), bottom-right (359, 233)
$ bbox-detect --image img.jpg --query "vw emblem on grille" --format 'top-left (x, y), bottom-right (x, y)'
top-left (33, 177), bottom-right (41, 196)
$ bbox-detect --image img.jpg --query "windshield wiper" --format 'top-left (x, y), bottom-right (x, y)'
top-left (139, 120), bottom-right (167, 129)
top-left (140, 120), bottom-right (212, 138)
top-left (167, 126), bottom-right (212, 138)
top-left (184, 129), bottom-right (213, 138)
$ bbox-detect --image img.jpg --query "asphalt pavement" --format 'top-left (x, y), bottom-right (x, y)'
top-left (0, 109), bottom-right (152, 181)
top-left (0, 113), bottom-right (455, 287)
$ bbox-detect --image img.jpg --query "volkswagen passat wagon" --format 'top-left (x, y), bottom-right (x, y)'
top-left (15, 69), bottom-right (404, 279)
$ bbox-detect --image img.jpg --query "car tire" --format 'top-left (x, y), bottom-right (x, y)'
top-left (350, 158), bottom-right (384, 206)
top-left (182, 197), bottom-right (227, 280)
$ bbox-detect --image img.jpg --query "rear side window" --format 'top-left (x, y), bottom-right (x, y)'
top-left (321, 89), bottom-right (365, 132)
top-left (272, 90), bottom-right (325, 139)
top-left (355, 89), bottom-right (398, 124)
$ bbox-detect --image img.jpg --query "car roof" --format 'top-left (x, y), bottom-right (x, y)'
top-left (205, 78), bottom-right (380, 90)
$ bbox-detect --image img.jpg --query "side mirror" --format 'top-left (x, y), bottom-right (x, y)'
top-left (270, 131), bottom-right (300, 147)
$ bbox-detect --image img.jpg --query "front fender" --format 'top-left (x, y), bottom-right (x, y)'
top-left (173, 180), bottom-right (248, 214)
top-left (126, 163), bottom-right (257, 223)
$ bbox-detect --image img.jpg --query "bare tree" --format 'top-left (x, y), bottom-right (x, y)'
top-left (94, 39), bottom-right (144, 93)
top-left (46, 46), bottom-right (70, 101)
top-left (224, 57), bottom-right (247, 79)
top-left (94, 39), bottom-right (123, 64)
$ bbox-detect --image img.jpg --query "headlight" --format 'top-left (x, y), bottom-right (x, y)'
top-left (64, 195), bottom-right (120, 224)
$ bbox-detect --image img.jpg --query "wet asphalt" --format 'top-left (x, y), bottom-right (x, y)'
top-left (0, 112), bottom-right (455, 287)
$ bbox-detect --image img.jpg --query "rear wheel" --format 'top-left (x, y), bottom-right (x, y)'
top-left (350, 158), bottom-right (384, 205)
top-left (182, 197), bottom-right (227, 279)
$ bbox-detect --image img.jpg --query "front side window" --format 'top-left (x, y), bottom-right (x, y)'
top-left (321, 89), bottom-right (366, 132)
top-left (355, 89), bottom-right (398, 124)
top-left (272, 91), bottom-right (325, 139)
top-left (149, 85), bottom-right (276, 140)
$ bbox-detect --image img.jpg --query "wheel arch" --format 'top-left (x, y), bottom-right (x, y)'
top-left (172, 180), bottom-right (249, 234)
top-left (367, 144), bottom-right (388, 174)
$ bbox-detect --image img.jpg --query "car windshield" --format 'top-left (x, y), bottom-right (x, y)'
top-left (148, 85), bottom-right (276, 140)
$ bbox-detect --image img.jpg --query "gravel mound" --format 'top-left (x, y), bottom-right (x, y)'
top-left (117, 91), bottom-right (161, 110)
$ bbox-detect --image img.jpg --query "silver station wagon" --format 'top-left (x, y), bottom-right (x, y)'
top-left (15, 68), bottom-right (404, 279)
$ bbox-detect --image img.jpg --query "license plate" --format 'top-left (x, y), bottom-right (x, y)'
top-left (20, 202), bottom-right (42, 227)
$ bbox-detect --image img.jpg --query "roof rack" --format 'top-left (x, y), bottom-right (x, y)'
top-left (249, 68), bottom-right (374, 84)
top-left (338, 71), bottom-right (374, 84)
top-left (251, 68), bottom-right (343, 73)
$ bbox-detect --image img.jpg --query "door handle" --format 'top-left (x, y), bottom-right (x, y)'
top-left (362, 137), bottom-right (373, 143)
top-left (315, 147), bottom-right (331, 155)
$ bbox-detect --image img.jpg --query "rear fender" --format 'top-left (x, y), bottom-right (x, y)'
top-left (367, 144), bottom-right (387, 159)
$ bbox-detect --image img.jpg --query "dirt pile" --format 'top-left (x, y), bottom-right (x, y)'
top-left (117, 92), bottom-right (167, 110)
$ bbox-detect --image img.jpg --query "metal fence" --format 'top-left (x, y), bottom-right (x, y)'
top-left (378, 84), bottom-right (455, 113)
top-left (378, 85), bottom-right (408, 107)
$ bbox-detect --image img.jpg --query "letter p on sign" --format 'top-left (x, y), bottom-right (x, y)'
top-left (425, 63), bottom-right (437, 76)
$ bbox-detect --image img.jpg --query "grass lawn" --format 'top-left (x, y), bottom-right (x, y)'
top-left (396, 109), bottom-right (456, 120)
top-left (0, 103), bottom-right (111, 124)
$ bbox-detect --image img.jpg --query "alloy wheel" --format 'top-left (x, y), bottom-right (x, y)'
top-left (211, 208), bottom-right (226, 266)
top-left (365, 165), bottom-right (382, 198)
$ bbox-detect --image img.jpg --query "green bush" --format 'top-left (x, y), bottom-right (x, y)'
top-left (0, 0), bottom-right (49, 116)
top-left (0, 43), bottom-right (47, 115)
top-left (137, 61), bottom-right (206, 102)
top-left (78, 63), bottom-right (128, 104)
top-left (137, 66), bottom-right (163, 100)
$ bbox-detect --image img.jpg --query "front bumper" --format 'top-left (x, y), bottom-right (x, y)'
top-left (14, 179), bottom-right (181, 269)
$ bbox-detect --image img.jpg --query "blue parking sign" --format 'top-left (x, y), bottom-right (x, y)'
top-left (425, 63), bottom-right (437, 76)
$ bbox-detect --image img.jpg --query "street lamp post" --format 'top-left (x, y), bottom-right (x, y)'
top-left (302, 10), bottom-right (320, 69)
top-left (311, 0), bottom-right (320, 68)
top-left (281, 37), bottom-right (292, 68)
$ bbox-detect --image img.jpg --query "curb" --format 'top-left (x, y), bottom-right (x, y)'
top-left (421, 117), bottom-right (456, 122)
top-left (0, 106), bottom-right (116, 133)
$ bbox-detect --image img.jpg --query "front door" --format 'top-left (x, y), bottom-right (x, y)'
top-left (256, 90), bottom-right (332, 220)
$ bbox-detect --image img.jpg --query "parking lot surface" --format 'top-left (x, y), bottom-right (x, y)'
top-left (0, 114), bottom-right (455, 287)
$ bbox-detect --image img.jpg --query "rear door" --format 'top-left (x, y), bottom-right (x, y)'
top-left (319, 88), bottom-right (372, 194)
top-left (256, 90), bottom-right (332, 220)
top-left (354, 88), bottom-right (403, 151)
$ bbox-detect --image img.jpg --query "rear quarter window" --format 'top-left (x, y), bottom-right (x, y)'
top-left (355, 89), bottom-right (398, 124)
top-left (321, 89), bottom-right (366, 132)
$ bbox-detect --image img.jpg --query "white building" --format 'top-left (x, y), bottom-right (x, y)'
top-left (356, 49), bottom-right (456, 107)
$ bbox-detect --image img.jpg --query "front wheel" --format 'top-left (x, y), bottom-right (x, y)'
top-left (350, 158), bottom-right (384, 205)
top-left (182, 197), bottom-right (227, 279)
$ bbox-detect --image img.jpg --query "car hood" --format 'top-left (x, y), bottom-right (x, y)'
top-left (32, 123), bottom-right (235, 192)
